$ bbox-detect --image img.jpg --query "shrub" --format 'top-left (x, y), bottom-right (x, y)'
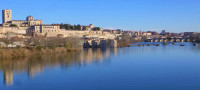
top-left (10, 24), bottom-right (18, 27)
top-left (35, 46), bottom-right (42, 51)
top-left (49, 46), bottom-right (56, 50)
top-left (65, 42), bottom-right (71, 49)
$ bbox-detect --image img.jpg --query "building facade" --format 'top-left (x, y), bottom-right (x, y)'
top-left (2, 9), bottom-right (43, 27)
top-left (33, 25), bottom-right (60, 36)
top-left (0, 9), bottom-right (112, 39)
top-left (2, 9), bottom-right (12, 24)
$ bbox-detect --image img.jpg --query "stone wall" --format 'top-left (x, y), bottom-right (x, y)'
top-left (44, 30), bottom-right (115, 39)
top-left (83, 40), bottom-right (118, 48)
top-left (0, 26), bottom-right (116, 40)
top-left (2, 27), bottom-right (26, 34)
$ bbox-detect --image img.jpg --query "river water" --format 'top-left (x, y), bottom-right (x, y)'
top-left (0, 42), bottom-right (200, 90)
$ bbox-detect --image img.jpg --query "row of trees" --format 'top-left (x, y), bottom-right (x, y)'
top-left (25, 36), bottom-right (81, 49)
top-left (93, 27), bottom-right (101, 31)
top-left (60, 24), bottom-right (82, 30)
top-left (60, 23), bottom-right (101, 31)
top-left (0, 36), bottom-right (82, 50)
top-left (8, 23), bottom-right (101, 31)
top-left (0, 36), bottom-right (82, 60)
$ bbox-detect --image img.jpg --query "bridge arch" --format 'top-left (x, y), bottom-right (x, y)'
top-left (154, 39), bottom-right (159, 42)
top-left (160, 39), bottom-right (164, 42)
top-left (164, 39), bottom-right (169, 42)
top-left (170, 39), bottom-right (175, 42)
top-left (176, 39), bottom-right (180, 42)
top-left (181, 39), bottom-right (185, 42)
top-left (187, 39), bottom-right (190, 42)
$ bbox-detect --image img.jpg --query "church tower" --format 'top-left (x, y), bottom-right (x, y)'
top-left (26, 16), bottom-right (34, 21)
top-left (2, 9), bottom-right (12, 23)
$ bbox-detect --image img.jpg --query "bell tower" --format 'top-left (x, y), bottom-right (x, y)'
top-left (2, 9), bottom-right (12, 23)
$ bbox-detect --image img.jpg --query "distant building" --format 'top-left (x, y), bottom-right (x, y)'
top-left (171, 33), bottom-right (178, 37)
top-left (103, 29), bottom-right (122, 34)
top-left (160, 30), bottom-right (166, 35)
top-left (103, 29), bottom-right (113, 33)
top-left (143, 32), bottom-right (152, 36)
top-left (183, 32), bottom-right (196, 37)
top-left (83, 24), bottom-right (94, 31)
top-left (151, 31), bottom-right (158, 35)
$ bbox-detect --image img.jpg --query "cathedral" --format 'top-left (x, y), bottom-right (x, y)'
top-left (1, 9), bottom-right (60, 36)
top-left (2, 9), bottom-right (43, 27)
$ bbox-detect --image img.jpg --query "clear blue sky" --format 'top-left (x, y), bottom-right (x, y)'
top-left (1, 0), bottom-right (200, 32)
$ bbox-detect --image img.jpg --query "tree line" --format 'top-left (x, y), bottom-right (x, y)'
top-left (60, 23), bottom-right (101, 31)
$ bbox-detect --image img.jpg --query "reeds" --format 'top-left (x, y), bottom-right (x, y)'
top-left (0, 47), bottom-right (71, 60)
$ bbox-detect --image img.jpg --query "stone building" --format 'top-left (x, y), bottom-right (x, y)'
top-left (2, 9), bottom-right (43, 27)
top-left (0, 9), bottom-right (116, 40)
top-left (33, 24), bottom-right (60, 36)
top-left (2, 9), bottom-right (12, 23)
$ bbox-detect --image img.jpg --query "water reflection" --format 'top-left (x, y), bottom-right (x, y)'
top-left (0, 48), bottom-right (118, 86)
top-left (0, 42), bottom-right (200, 88)
top-left (4, 70), bottom-right (13, 86)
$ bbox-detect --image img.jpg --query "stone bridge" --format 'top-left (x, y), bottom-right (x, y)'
top-left (146, 38), bottom-right (192, 42)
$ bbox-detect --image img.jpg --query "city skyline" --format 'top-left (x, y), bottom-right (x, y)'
top-left (1, 0), bottom-right (200, 32)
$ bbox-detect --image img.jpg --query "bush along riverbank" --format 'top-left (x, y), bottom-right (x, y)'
top-left (0, 36), bottom-right (81, 60)
top-left (117, 33), bottom-right (138, 47)
top-left (0, 47), bottom-right (80, 60)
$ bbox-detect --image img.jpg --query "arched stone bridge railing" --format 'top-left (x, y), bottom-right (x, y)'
top-left (147, 38), bottom-right (191, 42)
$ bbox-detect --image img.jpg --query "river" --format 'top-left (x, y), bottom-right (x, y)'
top-left (0, 42), bottom-right (200, 90)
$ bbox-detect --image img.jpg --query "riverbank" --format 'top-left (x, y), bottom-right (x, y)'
top-left (0, 47), bottom-right (79, 60)
top-left (0, 36), bottom-right (82, 60)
